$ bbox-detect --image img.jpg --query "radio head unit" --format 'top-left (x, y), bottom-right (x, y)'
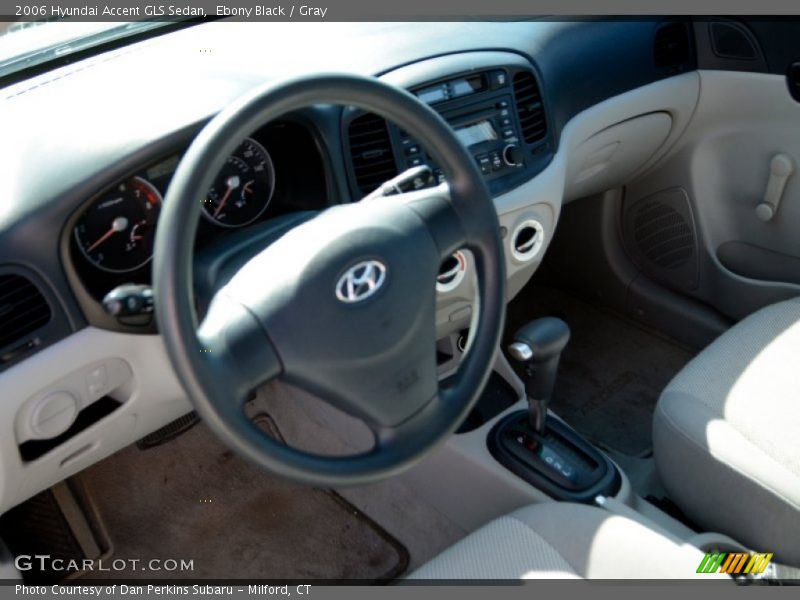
top-left (344, 65), bottom-right (552, 198)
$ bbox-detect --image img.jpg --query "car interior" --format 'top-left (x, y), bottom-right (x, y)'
top-left (0, 17), bottom-right (799, 583)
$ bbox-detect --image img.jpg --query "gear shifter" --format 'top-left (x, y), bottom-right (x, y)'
top-left (508, 317), bottom-right (570, 434)
top-left (489, 316), bottom-right (620, 503)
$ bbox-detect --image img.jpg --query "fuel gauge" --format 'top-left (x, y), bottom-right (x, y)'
top-left (74, 176), bottom-right (162, 273)
top-left (202, 137), bottom-right (275, 228)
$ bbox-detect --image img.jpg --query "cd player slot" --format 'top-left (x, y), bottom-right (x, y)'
top-left (440, 93), bottom-right (508, 120)
top-left (448, 108), bottom-right (500, 129)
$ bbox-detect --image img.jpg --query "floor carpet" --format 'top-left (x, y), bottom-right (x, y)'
top-left (505, 286), bottom-right (695, 456)
top-left (78, 419), bottom-right (408, 581)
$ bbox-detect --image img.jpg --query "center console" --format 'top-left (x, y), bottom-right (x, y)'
top-left (395, 68), bottom-right (539, 192)
top-left (344, 63), bottom-right (553, 198)
top-left (488, 412), bottom-right (621, 503)
top-left (488, 318), bottom-right (621, 503)
top-left (347, 56), bottom-right (613, 506)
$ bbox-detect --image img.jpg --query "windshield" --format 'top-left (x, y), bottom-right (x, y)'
top-left (0, 20), bottom-right (172, 80)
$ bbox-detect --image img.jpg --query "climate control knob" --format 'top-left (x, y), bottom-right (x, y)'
top-left (503, 144), bottom-right (524, 168)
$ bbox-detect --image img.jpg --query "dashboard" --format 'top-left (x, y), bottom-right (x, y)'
top-left (64, 56), bottom-right (566, 335)
top-left (0, 18), bottom-right (701, 513)
top-left (1, 19), bottom-right (694, 360)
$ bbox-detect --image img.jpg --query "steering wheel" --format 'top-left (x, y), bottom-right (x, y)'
top-left (154, 74), bottom-right (505, 487)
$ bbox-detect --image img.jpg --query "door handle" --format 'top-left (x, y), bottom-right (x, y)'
top-left (756, 153), bottom-right (794, 221)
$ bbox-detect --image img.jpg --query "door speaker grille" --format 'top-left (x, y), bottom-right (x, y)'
top-left (623, 188), bottom-right (699, 290)
top-left (632, 201), bottom-right (694, 269)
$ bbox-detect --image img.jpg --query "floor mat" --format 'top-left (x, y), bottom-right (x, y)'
top-left (505, 286), bottom-right (695, 456)
top-left (78, 419), bottom-right (408, 581)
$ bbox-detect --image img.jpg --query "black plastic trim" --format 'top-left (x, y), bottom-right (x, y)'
top-left (488, 410), bottom-right (621, 503)
top-left (0, 264), bottom-right (75, 373)
top-left (788, 62), bottom-right (800, 103)
top-left (694, 19), bottom-right (768, 73)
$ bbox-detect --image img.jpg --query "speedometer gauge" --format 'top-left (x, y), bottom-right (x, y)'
top-left (202, 137), bottom-right (275, 228)
top-left (74, 177), bottom-right (162, 273)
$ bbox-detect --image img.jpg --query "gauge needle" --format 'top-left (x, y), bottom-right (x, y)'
top-left (130, 219), bottom-right (147, 241)
top-left (87, 216), bottom-right (128, 252)
top-left (213, 175), bottom-right (240, 218)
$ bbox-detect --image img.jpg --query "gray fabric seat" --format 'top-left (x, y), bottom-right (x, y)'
top-left (409, 502), bottom-right (715, 579)
top-left (654, 297), bottom-right (800, 567)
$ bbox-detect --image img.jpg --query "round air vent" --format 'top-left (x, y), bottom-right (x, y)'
top-left (456, 330), bottom-right (469, 353)
top-left (436, 250), bottom-right (467, 293)
top-left (510, 219), bottom-right (545, 262)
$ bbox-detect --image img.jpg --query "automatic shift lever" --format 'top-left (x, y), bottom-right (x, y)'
top-left (490, 317), bottom-right (619, 502)
top-left (508, 317), bottom-right (570, 434)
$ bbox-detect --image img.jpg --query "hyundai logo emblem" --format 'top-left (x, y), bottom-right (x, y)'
top-left (335, 260), bottom-right (387, 304)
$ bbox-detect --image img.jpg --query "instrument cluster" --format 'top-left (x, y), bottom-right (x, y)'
top-left (68, 120), bottom-right (330, 304)
top-left (73, 137), bottom-right (275, 274)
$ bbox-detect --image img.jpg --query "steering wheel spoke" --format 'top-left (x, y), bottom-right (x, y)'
top-left (393, 183), bottom-right (468, 261)
top-left (368, 381), bottom-right (463, 456)
top-left (197, 292), bottom-right (282, 404)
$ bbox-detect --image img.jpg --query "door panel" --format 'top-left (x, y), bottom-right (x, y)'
top-left (623, 20), bottom-right (800, 320)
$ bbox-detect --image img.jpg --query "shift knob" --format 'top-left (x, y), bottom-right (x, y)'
top-left (508, 317), bottom-right (570, 433)
top-left (509, 317), bottom-right (570, 363)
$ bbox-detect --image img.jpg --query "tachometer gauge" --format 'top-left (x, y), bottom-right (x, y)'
top-left (202, 137), bottom-right (275, 228)
top-left (74, 176), bottom-right (161, 273)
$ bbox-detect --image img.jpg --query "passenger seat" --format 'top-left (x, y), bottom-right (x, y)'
top-left (654, 297), bottom-right (800, 567)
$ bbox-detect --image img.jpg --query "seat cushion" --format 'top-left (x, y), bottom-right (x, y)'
top-left (654, 297), bottom-right (800, 566)
top-left (408, 502), bottom-right (712, 579)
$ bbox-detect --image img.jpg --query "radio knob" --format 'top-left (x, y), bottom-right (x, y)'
top-left (503, 144), bottom-right (524, 168)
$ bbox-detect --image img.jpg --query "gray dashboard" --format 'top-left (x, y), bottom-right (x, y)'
top-left (0, 18), bottom-right (689, 368)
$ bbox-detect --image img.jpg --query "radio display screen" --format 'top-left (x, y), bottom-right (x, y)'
top-left (416, 74), bottom-right (486, 105)
top-left (454, 120), bottom-right (498, 148)
top-left (451, 75), bottom-right (486, 98)
top-left (417, 85), bottom-right (448, 104)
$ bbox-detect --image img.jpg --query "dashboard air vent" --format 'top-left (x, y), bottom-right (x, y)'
top-left (348, 113), bottom-right (398, 195)
top-left (0, 274), bottom-right (51, 351)
top-left (654, 22), bottom-right (691, 70)
top-left (510, 220), bottom-right (545, 262)
top-left (512, 71), bottom-right (547, 145)
top-left (436, 251), bottom-right (466, 293)
top-left (709, 22), bottom-right (758, 60)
